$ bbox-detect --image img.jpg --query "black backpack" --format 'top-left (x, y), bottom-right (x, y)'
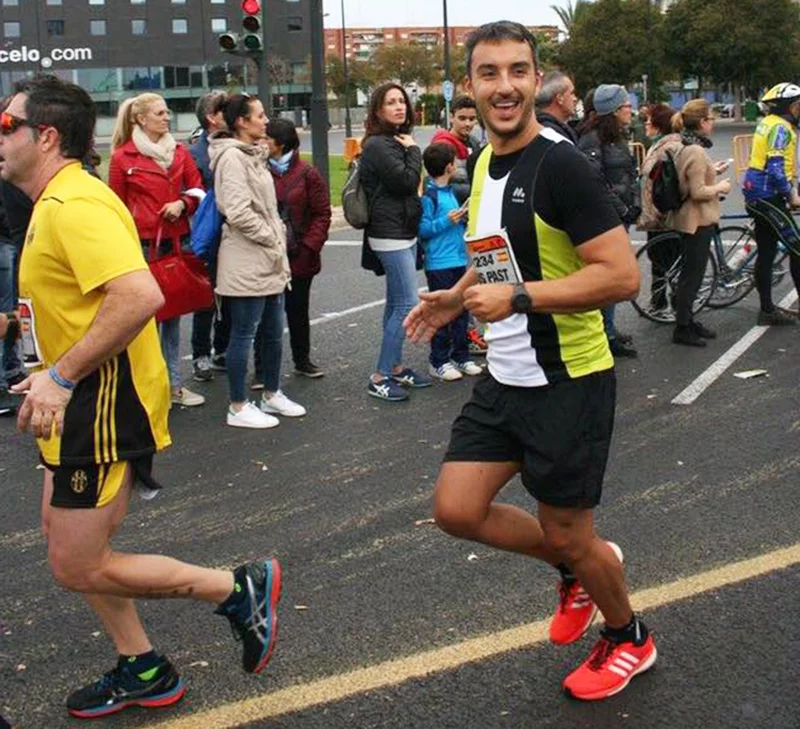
top-left (649, 148), bottom-right (685, 213)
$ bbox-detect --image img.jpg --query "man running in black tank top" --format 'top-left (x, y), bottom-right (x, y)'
top-left (405, 21), bottom-right (656, 701)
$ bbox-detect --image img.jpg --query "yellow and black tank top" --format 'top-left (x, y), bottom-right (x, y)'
top-left (18, 162), bottom-right (171, 467)
top-left (467, 128), bottom-right (618, 387)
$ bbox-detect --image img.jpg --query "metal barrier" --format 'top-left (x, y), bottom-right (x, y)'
top-left (629, 142), bottom-right (646, 174)
top-left (733, 134), bottom-right (754, 183)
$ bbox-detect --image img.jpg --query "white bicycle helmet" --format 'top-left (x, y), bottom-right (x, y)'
top-left (761, 83), bottom-right (800, 105)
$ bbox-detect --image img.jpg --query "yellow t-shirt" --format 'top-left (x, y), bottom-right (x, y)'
top-left (18, 162), bottom-right (171, 467)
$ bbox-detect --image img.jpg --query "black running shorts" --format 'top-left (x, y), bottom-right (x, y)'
top-left (444, 370), bottom-right (616, 509)
top-left (47, 455), bottom-right (161, 509)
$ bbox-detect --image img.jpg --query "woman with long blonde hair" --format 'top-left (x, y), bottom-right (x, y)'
top-left (666, 99), bottom-right (730, 346)
top-left (108, 93), bottom-right (207, 406)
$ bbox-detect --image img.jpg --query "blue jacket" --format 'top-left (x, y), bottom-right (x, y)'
top-left (419, 180), bottom-right (468, 271)
top-left (191, 130), bottom-right (214, 190)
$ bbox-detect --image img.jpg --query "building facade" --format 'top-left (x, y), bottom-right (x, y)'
top-left (324, 24), bottom-right (560, 62)
top-left (0, 0), bottom-right (312, 127)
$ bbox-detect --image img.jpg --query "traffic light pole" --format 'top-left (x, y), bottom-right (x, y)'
top-left (309, 0), bottom-right (330, 189)
top-left (257, 2), bottom-right (271, 113)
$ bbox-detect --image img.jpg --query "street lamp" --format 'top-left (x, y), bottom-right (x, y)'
top-left (442, 0), bottom-right (452, 121)
top-left (341, 0), bottom-right (353, 137)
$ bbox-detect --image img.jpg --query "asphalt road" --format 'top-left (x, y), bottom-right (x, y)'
top-left (2, 127), bottom-right (799, 729)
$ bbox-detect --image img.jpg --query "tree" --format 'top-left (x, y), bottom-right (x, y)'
top-left (534, 31), bottom-right (562, 70)
top-left (551, 0), bottom-right (593, 35)
top-left (370, 43), bottom-right (439, 88)
top-left (664, 0), bottom-right (800, 99)
top-left (327, 55), bottom-right (372, 106)
top-left (558, 0), bottom-right (663, 91)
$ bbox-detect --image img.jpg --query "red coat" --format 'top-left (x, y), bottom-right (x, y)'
top-left (269, 152), bottom-right (331, 279)
top-left (108, 139), bottom-right (203, 242)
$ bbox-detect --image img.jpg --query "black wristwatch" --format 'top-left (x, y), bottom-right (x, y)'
top-left (510, 283), bottom-right (534, 314)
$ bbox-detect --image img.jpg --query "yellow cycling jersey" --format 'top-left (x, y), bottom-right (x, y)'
top-left (749, 115), bottom-right (796, 177)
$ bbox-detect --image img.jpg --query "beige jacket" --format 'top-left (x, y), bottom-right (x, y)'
top-left (209, 136), bottom-right (290, 297)
top-left (666, 143), bottom-right (721, 235)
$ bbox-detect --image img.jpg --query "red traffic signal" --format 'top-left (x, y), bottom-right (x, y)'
top-left (242, 0), bottom-right (261, 14)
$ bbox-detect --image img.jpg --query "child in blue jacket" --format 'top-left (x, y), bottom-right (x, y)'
top-left (419, 143), bottom-right (483, 382)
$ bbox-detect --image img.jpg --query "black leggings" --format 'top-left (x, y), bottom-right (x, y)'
top-left (675, 226), bottom-right (713, 327)
top-left (745, 196), bottom-right (800, 312)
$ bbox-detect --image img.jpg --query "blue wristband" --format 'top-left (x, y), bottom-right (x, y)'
top-left (49, 366), bottom-right (77, 391)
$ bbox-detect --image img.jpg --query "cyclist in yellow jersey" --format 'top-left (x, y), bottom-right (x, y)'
top-left (1, 75), bottom-right (282, 720)
top-left (742, 83), bottom-right (800, 324)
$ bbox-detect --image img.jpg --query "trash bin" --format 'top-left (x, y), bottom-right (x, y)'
top-left (744, 100), bottom-right (759, 123)
top-left (343, 137), bottom-right (361, 164)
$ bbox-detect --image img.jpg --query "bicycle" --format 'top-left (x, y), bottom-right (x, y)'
top-left (631, 214), bottom-right (791, 322)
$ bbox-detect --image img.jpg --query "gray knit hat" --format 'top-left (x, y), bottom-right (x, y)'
top-left (594, 84), bottom-right (629, 116)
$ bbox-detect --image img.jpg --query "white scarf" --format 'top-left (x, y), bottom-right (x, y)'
top-left (132, 124), bottom-right (176, 170)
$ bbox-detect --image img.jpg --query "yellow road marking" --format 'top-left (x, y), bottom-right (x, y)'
top-left (147, 543), bottom-right (800, 729)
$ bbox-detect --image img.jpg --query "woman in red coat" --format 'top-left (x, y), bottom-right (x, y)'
top-left (108, 93), bottom-right (206, 407)
top-left (259, 118), bottom-right (331, 379)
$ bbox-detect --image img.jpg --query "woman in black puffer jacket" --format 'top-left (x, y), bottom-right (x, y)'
top-left (360, 82), bottom-right (429, 402)
top-left (578, 83), bottom-right (640, 359)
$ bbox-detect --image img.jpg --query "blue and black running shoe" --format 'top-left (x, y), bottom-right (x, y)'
top-left (66, 655), bottom-right (184, 719)
top-left (216, 557), bottom-right (282, 674)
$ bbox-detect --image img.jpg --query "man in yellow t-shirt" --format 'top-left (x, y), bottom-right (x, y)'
top-left (1, 75), bottom-right (282, 720)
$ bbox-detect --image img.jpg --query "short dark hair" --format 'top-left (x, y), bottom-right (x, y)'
top-left (265, 117), bottom-right (300, 153)
top-left (219, 93), bottom-right (258, 135)
top-left (195, 91), bottom-right (227, 129)
top-left (15, 74), bottom-right (95, 159)
top-left (451, 96), bottom-right (476, 114)
top-left (465, 21), bottom-right (538, 78)
top-left (364, 82), bottom-right (415, 139)
top-left (423, 143), bottom-right (456, 178)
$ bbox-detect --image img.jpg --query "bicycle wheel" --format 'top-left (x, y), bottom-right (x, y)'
top-left (707, 225), bottom-right (757, 308)
top-left (632, 232), bottom-right (718, 323)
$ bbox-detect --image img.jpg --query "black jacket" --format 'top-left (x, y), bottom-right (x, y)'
top-left (537, 112), bottom-right (579, 145)
top-left (577, 129), bottom-right (640, 223)
top-left (0, 182), bottom-right (32, 249)
top-left (360, 134), bottom-right (422, 240)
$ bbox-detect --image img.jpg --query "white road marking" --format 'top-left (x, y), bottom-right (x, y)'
top-left (672, 289), bottom-right (798, 405)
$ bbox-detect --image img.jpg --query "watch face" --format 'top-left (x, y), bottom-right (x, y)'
top-left (512, 292), bottom-right (531, 314)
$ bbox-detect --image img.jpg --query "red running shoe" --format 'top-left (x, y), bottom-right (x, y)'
top-left (466, 327), bottom-right (488, 355)
top-left (549, 541), bottom-right (623, 646)
top-left (563, 630), bottom-right (657, 700)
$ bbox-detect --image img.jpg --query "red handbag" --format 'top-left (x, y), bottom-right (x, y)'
top-left (148, 228), bottom-right (214, 323)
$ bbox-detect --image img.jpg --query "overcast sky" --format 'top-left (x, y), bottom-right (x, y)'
top-left (321, 0), bottom-right (570, 29)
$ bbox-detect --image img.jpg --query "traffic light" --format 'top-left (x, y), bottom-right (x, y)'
top-left (241, 0), bottom-right (263, 52)
top-left (218, 0), bottom-right (263, 55)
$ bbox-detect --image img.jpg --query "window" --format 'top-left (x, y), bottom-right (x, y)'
top-left (210, 0), bottom-right (226, 4)
top-left (172, 18), bottom-right (188, 34)
top-left (287, 16), bottom-right (302, 31)
top-left (211, 18), bottom-right (227, 32)
top-left (89, 0), bottom-right (105, 5)
top-left (171, 0), bottom-right (186, 3)
top-left (131, 0), bottom-right (145, 4)
top-left (3, 22), bottom-right (20, 37)
top-left (90, 19), bottom-right (106, 35)
top-left (46, 20), bottom-right (65, 36)
top-left (47, 0), bottom-right (63, 5)
top-left (131, 19), bottom-right (146, 35)
top-left (1, 0), bottom-right (19, 6)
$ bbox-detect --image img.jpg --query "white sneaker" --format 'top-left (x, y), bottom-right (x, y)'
top-left (454, 360), bottom-right (483, 376)
top-left (171, 387), bottom-right (205, 407)
top-left (260, 390), bottom-right (307, 417)
top-left (428, 362), bottom-right (463, 382)
top-left (227, 402), bottom-right (280, 429)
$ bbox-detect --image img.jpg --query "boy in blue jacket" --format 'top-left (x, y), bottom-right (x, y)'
top-left (420, 144), bottom-right (483, 381)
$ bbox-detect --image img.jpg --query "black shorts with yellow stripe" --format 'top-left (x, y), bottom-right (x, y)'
top-left (47, 455), bottom-right (160, 509)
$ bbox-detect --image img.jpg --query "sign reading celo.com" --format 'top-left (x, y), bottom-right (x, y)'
top-left (0, 46), bottom-right (93, 68)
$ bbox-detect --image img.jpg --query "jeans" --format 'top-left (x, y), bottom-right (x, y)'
top-left (602, 305), bottom-right (617, 340)
top-left (284, 276), bottom-right (313, 366)
top-left (374, 246), bottom-right (419, 376)
top-left (191, 259), bottom-right (231, 359)
top-left (227, 296), bottom-right (266, 403)
top-left (0, 241), bottom-right (23, 389)
top-left (675, 226), bottom-right (713, 327)
top-left (252, 294), bottom-right (285, 392)
top-left (425, 266), bottom-right (468, 367)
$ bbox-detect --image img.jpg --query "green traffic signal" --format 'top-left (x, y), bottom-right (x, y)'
top-left (242, 33), bottom-right (263, 52)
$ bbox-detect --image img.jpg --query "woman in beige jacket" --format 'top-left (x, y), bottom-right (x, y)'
top-left (666, 99), bottom-right (731, 347)
top-left (209, 94), bottom-right (305, 428)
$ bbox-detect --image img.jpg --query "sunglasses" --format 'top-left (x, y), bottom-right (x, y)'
top-left (0, 111), bottom-right (46, 136)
